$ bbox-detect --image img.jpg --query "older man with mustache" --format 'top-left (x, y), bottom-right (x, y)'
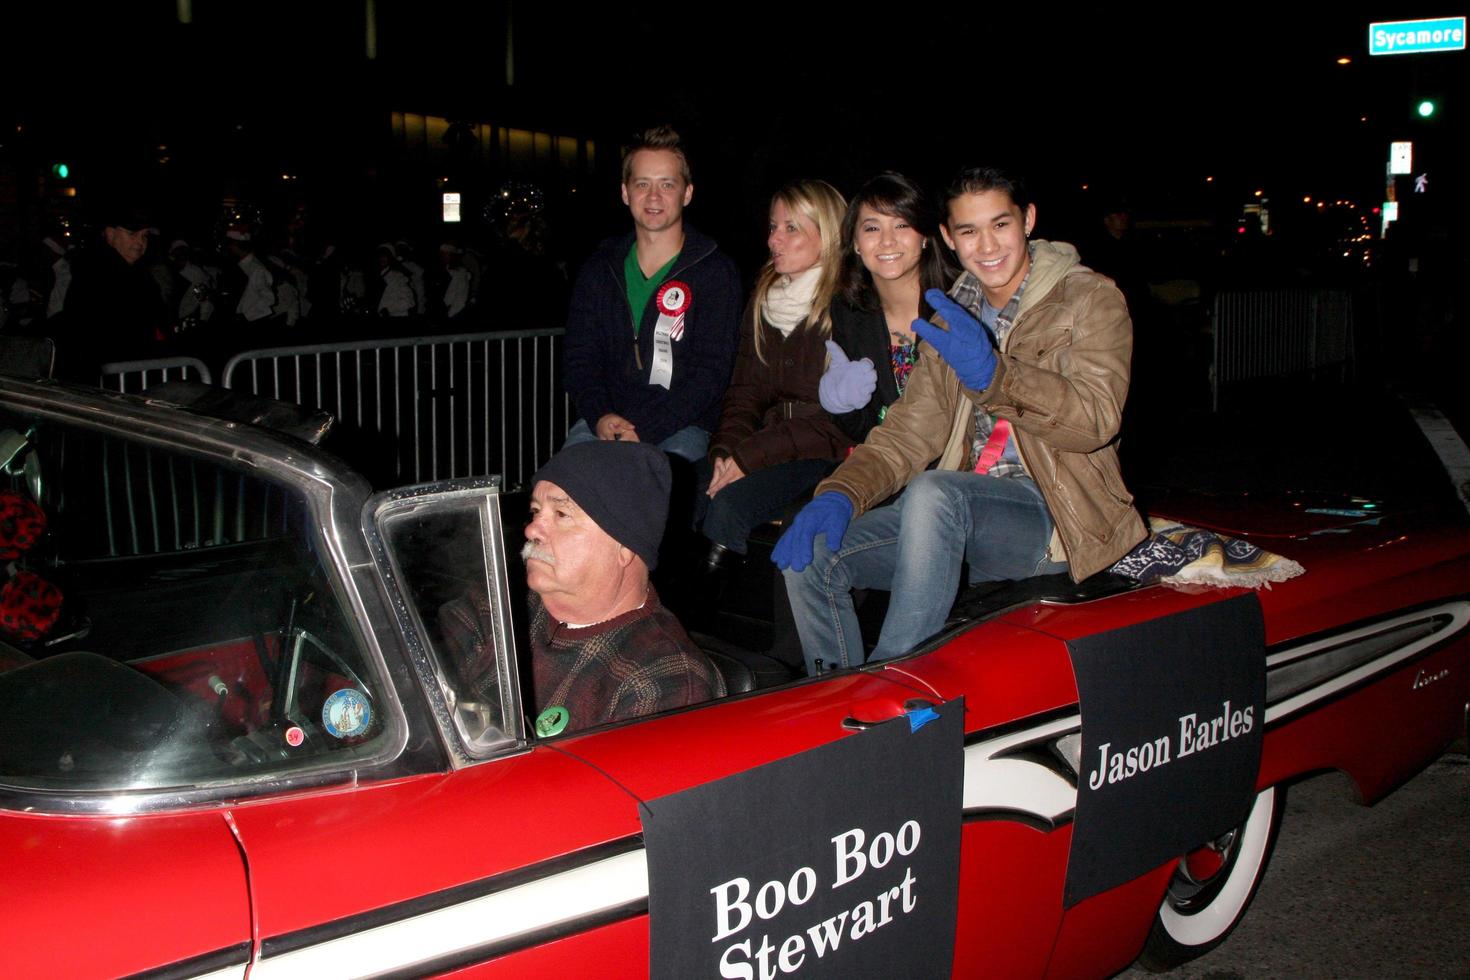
top-left (523, 440), bottom-right (724, 737)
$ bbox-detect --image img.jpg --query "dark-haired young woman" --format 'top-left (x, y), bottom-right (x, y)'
top-left (820, 172), bottom-right (957, 439)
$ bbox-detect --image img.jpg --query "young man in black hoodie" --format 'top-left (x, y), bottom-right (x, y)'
top-left (561, 125), bottom-right (741, 463)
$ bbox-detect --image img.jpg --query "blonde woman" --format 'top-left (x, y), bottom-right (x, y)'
top-left (701, 179), bottom-right (851, 568)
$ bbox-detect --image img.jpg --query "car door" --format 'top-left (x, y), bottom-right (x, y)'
top-left (0, 809), bottom-right (251, 978)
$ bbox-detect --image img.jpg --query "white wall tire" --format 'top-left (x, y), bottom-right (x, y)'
top-left (1138, 785), bottom-right (1284, 971)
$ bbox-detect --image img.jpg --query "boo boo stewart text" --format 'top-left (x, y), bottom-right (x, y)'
top-left (710, 819), bottom-right (924, 979)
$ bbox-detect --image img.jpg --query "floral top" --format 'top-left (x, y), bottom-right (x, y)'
top-left (879, 339), bottom-right (920, 422)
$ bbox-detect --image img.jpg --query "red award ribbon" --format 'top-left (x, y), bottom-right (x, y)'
top-left (656, 280), bottom-right (692, 318)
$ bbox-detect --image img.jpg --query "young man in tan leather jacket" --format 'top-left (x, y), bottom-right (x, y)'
top-left (773, 167), bottom-right (1146, 676)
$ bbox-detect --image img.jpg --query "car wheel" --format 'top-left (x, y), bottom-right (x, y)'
top-left (1137, 785), bottom-right (1285, 971)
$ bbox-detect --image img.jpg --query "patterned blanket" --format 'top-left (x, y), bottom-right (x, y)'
top-left (1110, 517), bottom-right (1305, 588)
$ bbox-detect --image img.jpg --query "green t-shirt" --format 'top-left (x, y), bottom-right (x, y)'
top-left (623, 246), bottom-right (680, 338)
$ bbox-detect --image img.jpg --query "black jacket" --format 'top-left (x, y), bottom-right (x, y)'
top-left (827, 297), bottom-right (903, 445)
top-left (59, 246), bottom-right (167, 382)
top-left (563, 227), bottom-right (741, 446)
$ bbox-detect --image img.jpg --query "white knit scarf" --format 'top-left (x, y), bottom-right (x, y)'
top-left (762, 265), bottom-right (822, 336)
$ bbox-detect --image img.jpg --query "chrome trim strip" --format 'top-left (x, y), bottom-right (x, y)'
top-left (183, 968), bottom-right (246, 980)
top-left (250, 849), bottom-right (648, 978)
top-left (1263, 601), bottom-right (1470, 724)
top-left (121, 940), bottom-right (250, 980)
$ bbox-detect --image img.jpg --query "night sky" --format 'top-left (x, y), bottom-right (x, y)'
top-left (4, 2), bottom-right (1465, 258)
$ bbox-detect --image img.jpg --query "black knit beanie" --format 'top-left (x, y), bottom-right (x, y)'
top-left (531, 441), bottom-right (671, 569)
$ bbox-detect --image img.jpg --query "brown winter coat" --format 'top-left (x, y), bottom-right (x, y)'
top-left (709, 299), bottom-right (853, 473)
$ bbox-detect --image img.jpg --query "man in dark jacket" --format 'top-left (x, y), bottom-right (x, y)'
top-left (59, 201), bottom-right (168, 382)
top-left (561, 125), bottom-right (741, 462)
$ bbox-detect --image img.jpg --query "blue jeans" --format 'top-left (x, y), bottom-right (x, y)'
top-left (699, 457), bottom-right (836, 554)
top-left (784, 471), bottom-right (1064, 676)
top-left (563, 418), bottom-right (710, 463)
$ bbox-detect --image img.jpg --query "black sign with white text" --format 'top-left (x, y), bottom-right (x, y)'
top-left (1064, 594), bottom-right (1266, 907)
top-left (641, 699), bottom-right (963, 980)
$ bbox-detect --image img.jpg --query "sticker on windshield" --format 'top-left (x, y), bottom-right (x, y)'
top-left (323, 688), bottom-right (372, 739)
top-left (285, 725), bottom-right (305, 747)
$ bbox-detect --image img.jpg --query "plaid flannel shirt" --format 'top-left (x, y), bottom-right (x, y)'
top-left (528, 589), bottom-right (724, 732)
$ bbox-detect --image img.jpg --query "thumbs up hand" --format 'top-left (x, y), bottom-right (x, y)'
top-left (819, 340), bottom-right (878, 414)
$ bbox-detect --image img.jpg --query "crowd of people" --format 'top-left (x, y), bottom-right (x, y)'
top-left (0, 192), bottom-right (569, 382)
top-left (529, 125), bottom-right (1144, 736)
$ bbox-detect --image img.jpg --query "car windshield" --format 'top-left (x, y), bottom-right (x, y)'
top-left (0, 406), bottom-right (391, 797)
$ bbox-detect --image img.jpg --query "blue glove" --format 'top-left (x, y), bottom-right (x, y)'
top-left (911, 288), bottom-right (998, 391)
top-left (819, 340), bottom-right (878, 414)
top-left (772, 492), bottom-right (853, 572)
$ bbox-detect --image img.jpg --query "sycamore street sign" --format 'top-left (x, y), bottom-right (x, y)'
top-left (1369, 17), bottom-right (1467, 56)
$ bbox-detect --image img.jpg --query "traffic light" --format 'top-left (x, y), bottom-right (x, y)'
top-left (50, 162), bottom-right (70, 179)
top-left (1417, 99), bottom-right (1437, 118)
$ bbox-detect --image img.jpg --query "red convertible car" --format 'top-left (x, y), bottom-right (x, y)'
top-left (2, 375), bottom-right (1468, 978)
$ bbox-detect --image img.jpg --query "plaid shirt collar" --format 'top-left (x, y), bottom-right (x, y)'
top-left (948, 245), bottom-right (1033, 349)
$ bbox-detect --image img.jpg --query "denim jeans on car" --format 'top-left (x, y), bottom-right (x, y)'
top-left (700, 457), bottom-right (836, 555)
top-left (562, 418), bottom-right (710, 463)
top-left (783, 470), bottom-right (1064, 676)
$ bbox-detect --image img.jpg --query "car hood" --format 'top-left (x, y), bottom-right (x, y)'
top-left (1147, 489), bottom-right (1404, 539)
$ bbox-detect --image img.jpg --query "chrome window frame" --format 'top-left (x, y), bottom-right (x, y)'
top-left (363, 480), bottom-right (528, 765)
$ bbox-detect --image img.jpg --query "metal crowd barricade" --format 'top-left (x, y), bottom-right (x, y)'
top-left (222, 329), bottom-right (569, 489)
top-left (88, 437), bottom-right (293, 558)
top-left (1210, 289), bottom-right (1355, 411)
top-left (78, 358), bottom-right (289, 557)
top-left (99, 357), bottom-right (213, 394)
